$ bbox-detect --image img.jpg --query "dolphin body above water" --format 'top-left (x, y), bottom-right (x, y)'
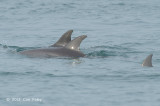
top-left (19, 35), bottom-right (87, 58)
top-left (142, 54), bottom-right (153, 67)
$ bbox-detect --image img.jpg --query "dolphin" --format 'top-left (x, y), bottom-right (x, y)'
top-left (19, 35), bottom-right (87, 58)
top-left (50, 30), bottom-right (73, 47)
top-left (142, 54), bottom-right (153, 67)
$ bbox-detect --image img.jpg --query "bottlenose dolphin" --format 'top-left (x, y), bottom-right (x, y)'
top-left (50, 30), bottom-right (73, 47)
top-left (142, 54), bottom-right (153, 67)
top-left (19, 35), bottom-right (87, 58)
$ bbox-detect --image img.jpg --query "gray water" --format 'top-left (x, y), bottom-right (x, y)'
top-left (1, 0), bottom-right (160, 106)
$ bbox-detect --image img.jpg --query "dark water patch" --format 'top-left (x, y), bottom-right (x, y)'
top-left (28, 1), bottom-right (76, 15)
top-left (29, 8), bottom-right (56, 15)
top-left (85, 45), bottom-right (137, 58)
top-left (44, 73), bottom-right (55, 77)
top-left (0, 71), bottom-right (44, 76)
top-left (124, 73), bottom-right (160, 82)
top-left (0, 71), bottom-right (55, 79)
top-left (6, 46), bottom-right (27, 52)
top-left (73, 73), bottom-right (160, 82)
top-left (120, 42), bottom-right (143, 47)
top-left (0, 44), bottom-right (40, 52)
top-left (1, 70), bottom-right (160, 82)
top-left (0, 72), bottom-right (26, 76)
top-left (87, 50), bottom-right (116, 57)
top-left (62, 3), bottom-right (76, 9)
top-left (42, 74), bottom-right (125, 80)
top-left (111, 2), bottom-right (126, 6)
top-left (43, 74), bottom-right (154, 83)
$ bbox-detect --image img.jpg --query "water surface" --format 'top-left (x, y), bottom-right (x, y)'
top-left (0, 0), bottom-right (160, 106)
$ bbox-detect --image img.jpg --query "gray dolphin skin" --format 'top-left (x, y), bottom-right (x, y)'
top-left (142, 54), bottom-right (153, 67)
top-left (50, 30), bottom-right (73, 47)
top-left (20, 35), bottom-right (87, 58)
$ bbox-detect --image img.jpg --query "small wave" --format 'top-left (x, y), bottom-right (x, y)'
top-left (111, 2), bottom-right (125, 6)
top-left (0, 71), bottom-right (46, 77)
top-left (0, 72), bottom-right (26, 76)
top-left (85, 45), bottom-right (134, 58)
top-left (87, 50), bottom-right (116, 57)
top-left (0, 44), bottom-right (39, 52)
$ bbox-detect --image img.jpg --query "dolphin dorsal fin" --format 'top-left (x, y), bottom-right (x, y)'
top-left (51, 30), bottom-right (73, 47)
top-left (142, 54), bottom-right (153, 67)
top-left (65, 35), bottom-right (87, 51)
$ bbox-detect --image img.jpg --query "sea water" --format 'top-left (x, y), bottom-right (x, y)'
top-left (0, 0), bottom-right (160, 106)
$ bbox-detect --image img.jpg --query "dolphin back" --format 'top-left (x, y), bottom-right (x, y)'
top-left (65, 35), bottom-right (87, 51)
top-left (51, 30), bottom-right (73, 47)
top-left (142, 54), bottom-right (153, 67)
top-left (19, 32), bottom-right (87, 58)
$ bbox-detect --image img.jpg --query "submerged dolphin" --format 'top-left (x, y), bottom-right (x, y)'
top-left (19, 35), bottom-right (87, 58)
top-left (50, 30), bottom-right (73, 47)
top-left (142, 54), bottom-right (153, 67)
